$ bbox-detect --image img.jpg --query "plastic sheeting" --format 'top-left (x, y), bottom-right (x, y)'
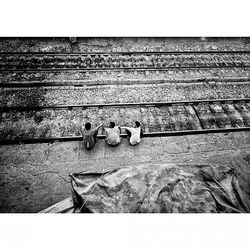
top-left (69, 163), bottom-right (250, 213)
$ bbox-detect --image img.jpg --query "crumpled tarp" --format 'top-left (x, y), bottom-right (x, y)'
top-left (69, 163), bottom-right (250, 213)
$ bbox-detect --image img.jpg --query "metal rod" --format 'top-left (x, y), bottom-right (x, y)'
top-left (1, 98), bottom-right (249, 112)
top-left (1, 65), bottom-right (250, 73)
top-left (1, 51), bottom-right (250, 55)
top-left (1, 77), bottom-right (250, 88)
top-left (1, 127), bottom-right (249, 145)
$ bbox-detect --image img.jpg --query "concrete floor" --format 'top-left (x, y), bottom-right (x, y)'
top-left (0, 131), bottom-right (250, 213)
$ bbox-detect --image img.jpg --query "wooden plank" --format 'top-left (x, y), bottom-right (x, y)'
top-left (39, 197), bottom-right (74, 213)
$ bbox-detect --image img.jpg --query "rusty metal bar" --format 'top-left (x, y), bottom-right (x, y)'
top-left (1, 51), bottom-right (250, 55)
top-left (0, 127), bottom-right (249, 145)
top-left (1, 65), bottom-right (250, 73)
top-left (1, 98), bottom-right (249, 112)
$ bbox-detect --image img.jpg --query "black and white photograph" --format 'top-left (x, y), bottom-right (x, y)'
top-left (1, 37), bottom-right (250, 213)
top-left (1, 1), bottom-right (250, 249)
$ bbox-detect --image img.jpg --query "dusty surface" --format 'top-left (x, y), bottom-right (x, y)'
top-left (0, 38), bottom-right (250, 52)
top-left (1, 82), bottom-right (250, 107)
top-left (2, 53), bottom-right (249, 70)
top-left (1, 100), bottom-right (250, 141)
top-left (0, 131), bottom-right (250, 213)
top-left (1, 67), bottom-right (250, 84)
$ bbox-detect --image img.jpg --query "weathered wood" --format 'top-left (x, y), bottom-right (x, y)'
top-left (39, 197), bottom-right (74, 213)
